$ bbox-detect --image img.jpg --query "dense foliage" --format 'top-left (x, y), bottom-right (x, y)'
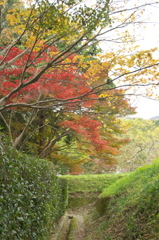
top-left (1, 0), bottom-right (159, 238)
top-left (0, 137), bottom-right (67, 240)
top-left (0, 45), bottom-right (135, 173)
top-left (117, 118), bottom-right (159, 173)
top-left (1, 0), bottom-right (159, 173)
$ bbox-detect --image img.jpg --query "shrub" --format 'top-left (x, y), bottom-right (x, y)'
top-left (0, 137), bottom-right (67, 240)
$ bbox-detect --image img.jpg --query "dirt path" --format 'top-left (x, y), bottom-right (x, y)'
top-left (67, 213), bottom-right (86, 240)
top-left (50, 203), bottom-right (94, 240)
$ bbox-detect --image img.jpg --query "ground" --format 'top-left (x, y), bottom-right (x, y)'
top-left (50, 203), bottom-right (95, 240)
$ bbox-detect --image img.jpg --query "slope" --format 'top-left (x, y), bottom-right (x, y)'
top-left (85, 159), bottom-right (159, 239)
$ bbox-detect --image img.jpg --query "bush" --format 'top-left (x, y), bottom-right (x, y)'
top-left (0, 138), bottom-right (67, 240)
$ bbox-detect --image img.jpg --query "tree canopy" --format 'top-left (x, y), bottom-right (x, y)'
top-left (1, 0), bottom-right (159, 173)
top-left (117, 118), bottom-right (159, 173)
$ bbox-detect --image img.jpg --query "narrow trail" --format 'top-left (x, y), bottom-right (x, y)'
top-left (67, 213), bottom-right (86, 240)
top-left (49, 203), bottom-right (94, 240)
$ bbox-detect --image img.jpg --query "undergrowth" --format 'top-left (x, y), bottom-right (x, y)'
top-left (85, 158), bottom-right (159, 240)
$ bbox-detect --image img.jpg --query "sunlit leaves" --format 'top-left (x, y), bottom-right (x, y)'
top-left (0, 0), bottom-right (111, 50)
top-left (117, 118), bottom-right (159, 173)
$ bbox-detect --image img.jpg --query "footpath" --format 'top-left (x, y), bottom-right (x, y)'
top-left (49, 203), bottom-right (94, 240)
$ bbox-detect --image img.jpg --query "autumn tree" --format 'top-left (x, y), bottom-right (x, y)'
top-left (1, 0), bottom-right (159, 173)
top-left (116, 118), bottom-right (159, 173)
top-left (0, 0), bottom-right (24, 44)
top-left (0, 45), bottom-right (135, 174)
top-left (0, 46), bottom-right (96, 145)
top-left (57, 88), bottom-right (135, 174)
top-left (1, 0), bottom-right (159, 111)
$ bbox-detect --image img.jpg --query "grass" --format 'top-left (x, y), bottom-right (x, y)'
top-left (60, 173), bottom-right (125, 209)
top-left (85, 158), bottom-right (159, 239)
top-left (68, 218), bottom-right (77, 240)
top-left (60, 173), bottom-right (125, 194)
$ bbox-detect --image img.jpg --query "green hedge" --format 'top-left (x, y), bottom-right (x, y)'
top-left (0, 142), bottom-right (67, 240)
top-left (61, 173), bottom-right (125, 194)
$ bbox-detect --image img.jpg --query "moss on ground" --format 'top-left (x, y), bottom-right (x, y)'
top-left (68, 218), bottom-right (77, 240)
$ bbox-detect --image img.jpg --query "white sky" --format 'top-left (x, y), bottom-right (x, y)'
top-left (131, 3), bottom-right (159, 119)
top-left (131, 97), bottom-right (159, 119)
top-left (99, 1), bottom-right (159, 119)
top-left (102, 1), bottom-right (159, 119)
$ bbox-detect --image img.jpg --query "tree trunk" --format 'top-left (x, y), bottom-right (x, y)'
top-left (38, 109), bottom-right (46, 154)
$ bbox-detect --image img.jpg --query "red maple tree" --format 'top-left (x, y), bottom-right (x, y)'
top-left (0, 46), bottom-right (135, 173)
top-left (0, 46), bottom-right (111, 151)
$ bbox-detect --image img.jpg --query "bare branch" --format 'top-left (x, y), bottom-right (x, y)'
top-left (39, 130), bottom-right (71, 157)
top-left (110, 2), bottom-right (158, 16)
top-left (0, 112), bottom-right (13, 142)
top-left (12, 109), bottom-right (38, 148)
top-left (0, 48), bottom-right (30, 71)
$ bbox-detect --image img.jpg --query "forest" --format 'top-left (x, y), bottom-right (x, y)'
top-left (1, 0), bottom-right (159, 239)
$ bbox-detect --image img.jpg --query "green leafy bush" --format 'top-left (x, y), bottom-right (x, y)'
top-left (0, 137), bottom-right (67, 240)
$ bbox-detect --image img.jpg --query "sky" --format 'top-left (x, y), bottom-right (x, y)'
top-left (98, 1), bottom-right (159, 119)
top-left (101, 1), bottom-right (159, 119)
top-left (131, 97), bottom-right (159, 119)
top-left (130, 3), bottom-right (159, 119)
